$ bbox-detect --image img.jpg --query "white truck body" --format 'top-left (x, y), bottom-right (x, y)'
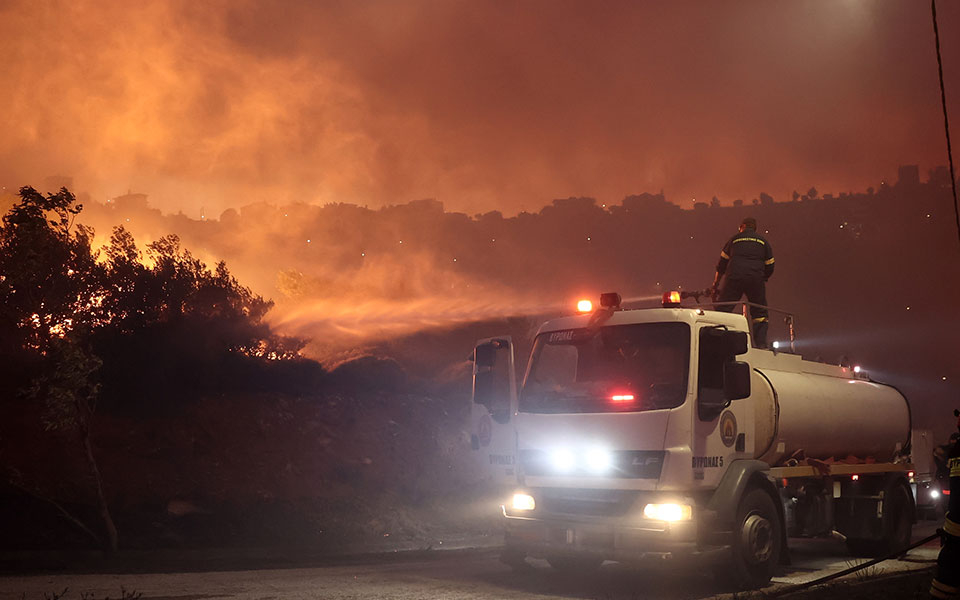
top-left (470, 299), bottom-right (915, 587)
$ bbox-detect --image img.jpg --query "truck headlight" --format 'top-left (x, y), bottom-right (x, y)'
top-left (643, 503), bottom-right (693, 521)
top-left (585, 447), bottom-right (613, 473)
top-left (512, 493), bottom-right (536, 511)
top-left (550, 449), bottom-right (576, 473)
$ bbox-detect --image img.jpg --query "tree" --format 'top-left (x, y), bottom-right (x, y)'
top-left (27, 339), bottom-right (118, 552)
top-left (759, 192), bottom-right (774, 205)
top-left (806, 187), bottom-right (818, 200)
top-left (0, 187), bottom-right (115, 551)
top-left (792, 190), bottom-right (800, 202)
top-left (0, 187), bottom-right (104, 355)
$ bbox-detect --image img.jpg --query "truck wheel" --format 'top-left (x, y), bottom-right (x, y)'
top-left (717, 488), bottom-right (782, 589)
top-left (879, 483), bottom-right (913, 556)
top-left (546, 555), bottom-right (603, 573)
top-left (845, 484), bottom-right (913, 558)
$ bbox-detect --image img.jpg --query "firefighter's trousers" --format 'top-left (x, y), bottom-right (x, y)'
top-left (931, 517), bottom-right (960, 599)
top-left (715, 276), bottom-right (769, 347)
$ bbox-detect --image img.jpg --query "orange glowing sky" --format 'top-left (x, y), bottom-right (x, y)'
top-left (1, 0), bottom-right (958, 215)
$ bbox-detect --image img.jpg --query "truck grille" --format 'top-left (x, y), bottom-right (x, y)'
top-left (538, 488), bottom-right (640, 517)
top-left (520, 449), bottom-right (665, 479)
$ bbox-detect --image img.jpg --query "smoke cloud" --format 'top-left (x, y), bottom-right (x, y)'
top-left (1, 0), bottom-right (957, 216)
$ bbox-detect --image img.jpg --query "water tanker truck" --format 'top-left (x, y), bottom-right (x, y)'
top-left (469, 292), bottom-right (915, 588)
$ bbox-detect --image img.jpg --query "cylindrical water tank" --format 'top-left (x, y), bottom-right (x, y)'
top-left (753, 368), bottom-right (910, 465)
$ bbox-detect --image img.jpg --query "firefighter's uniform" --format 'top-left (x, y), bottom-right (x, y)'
top-left (714, 227), bottom-right (775, 347)
top-left (931, 418), bottom-right (960, 599)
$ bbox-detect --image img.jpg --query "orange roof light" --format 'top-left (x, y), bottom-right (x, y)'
top-left (662, 291), bottom-right (682, 307)
top-left (577, 299), bottom-right (593, 313)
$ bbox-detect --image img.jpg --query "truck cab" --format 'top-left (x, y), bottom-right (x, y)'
top-left (470, 292), bottom-right (914, 588)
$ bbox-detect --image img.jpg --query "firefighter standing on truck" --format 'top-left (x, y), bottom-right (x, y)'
top-left (930, 409), bottom-right (960, 599)
top-left (712, 217), bottom-right (775, 348)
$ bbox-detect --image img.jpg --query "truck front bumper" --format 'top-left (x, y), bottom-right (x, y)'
top-left (502, 507), bottom-right (730, 565)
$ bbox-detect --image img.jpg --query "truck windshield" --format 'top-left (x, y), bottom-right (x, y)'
top-left (520, 322), bottom-right (690, 413)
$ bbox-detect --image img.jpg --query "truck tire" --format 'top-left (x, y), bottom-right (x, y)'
top-left (845, 483), bottom-right (913, 557)
top-left (546, 555), bottom-right (603, 573)
top-left (716, 488), bottom-right (782, 589)
top-left (879, 483), bottom-right (913, 556)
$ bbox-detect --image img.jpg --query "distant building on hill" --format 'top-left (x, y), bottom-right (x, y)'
top-left (111, 192), bottom-right (149, 210)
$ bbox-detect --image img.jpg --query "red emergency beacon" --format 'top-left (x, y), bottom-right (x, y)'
top-left (662, 291), bottom-right (681, 307)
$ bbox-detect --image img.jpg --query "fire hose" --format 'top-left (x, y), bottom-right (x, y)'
top-left (766, 531), bottom-right (941, 597)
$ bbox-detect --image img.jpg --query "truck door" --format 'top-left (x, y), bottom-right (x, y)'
top-left (470, 336), bottom-right (519, 485)
top-left (692, 326), bottom-right (753, 487)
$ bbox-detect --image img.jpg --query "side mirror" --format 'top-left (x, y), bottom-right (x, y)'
top-left (723, 331), bottom-right (748, 356)
top-left (703, 327), bottom-right (748, 357)
top-left (723, 361), bottom-right (751, 400)
top-left (475, 342), bottom-right (498, 369)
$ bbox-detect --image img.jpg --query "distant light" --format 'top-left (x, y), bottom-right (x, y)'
top-left (772, 341), bottom-right (780, 350)
top-left (765, 230), bottom-right (769, 234)
top-left (943, 376), bottom-right (948, 381)
top-left (927, 214), bottom-right (931, 218)
top-left (491, 238), bottom-right (495, 242)
top-left (453, 258), bottom-right (457, 262)
top-left (577, 299), bottom-right (593, 313)
top-left (361, 252), bottom-right (365, 257)
top-left (931, 489), bottom-right (940, 499)
top-left (306, 239), bottom-right (311, 243)
top-left (284, 213), bottom-right (288, 217)
top-left (906, 306), bottom-right (911, 311)
top-left (853, 365), bottom-right (861, 374)
top-left (839, 224), bottom-right (844, 229)
top-left (586, 236), bottom-right (591, 241)
top-left (852, 474), bottom-right (859, 481)
top-left (908, 471), bottom-right (914, 478)
top-left (399, 240), bottom-right (403, 244)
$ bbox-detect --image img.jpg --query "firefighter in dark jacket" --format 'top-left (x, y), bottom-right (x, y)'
top-left (930, 409), bottom-right (960, 599)
top-left (712, 217), bottom-right (775, 348)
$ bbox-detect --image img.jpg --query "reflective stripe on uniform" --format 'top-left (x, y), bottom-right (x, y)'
top-left (949, 456), bottom-right (960, 477)
top-left (931, 578), bottom-right (960, 596)
top-left (944, 515), bottom-right (960, 537)
top-left (752, 317), bottom-right (768, 322)
top-left (732, 237), bottom-right (766, 245)
top-left (764, 257), bottom-right (775, 265)
top-left (720, 251), bottom-right (730, 259)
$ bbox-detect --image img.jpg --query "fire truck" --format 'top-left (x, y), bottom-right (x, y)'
top-left (469, 292), bottom-right (914, 588)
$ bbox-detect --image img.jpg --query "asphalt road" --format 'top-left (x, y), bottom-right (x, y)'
top-left (0, 522), bottom-right (940, 600)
